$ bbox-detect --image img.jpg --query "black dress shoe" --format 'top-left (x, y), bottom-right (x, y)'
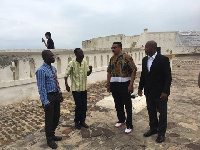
top-left (54, 136), bottom-right (62, 141)
top-left (47, 140), bottom-right (57, 149)
top-left (80, 122), bottom-right (89, 128)
top-left (156, 135), bottom-right (165, 143)
top-left (75, 122), bottom-right (81, 129)
top-left (143, 130), bottom-right (158, 137)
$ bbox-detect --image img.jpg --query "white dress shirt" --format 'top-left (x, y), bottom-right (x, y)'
top-left (147, 52), bottom-right (157, 72)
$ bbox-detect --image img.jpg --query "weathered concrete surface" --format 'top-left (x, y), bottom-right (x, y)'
top-left (96, 94), bottom-right (146, 114)
top-left (1, 58), bottom-right (200, 150)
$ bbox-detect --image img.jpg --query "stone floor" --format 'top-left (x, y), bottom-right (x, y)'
top-left (1, 68), bottom-right (200, 150)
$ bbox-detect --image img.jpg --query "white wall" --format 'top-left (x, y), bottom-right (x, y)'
top-left (82, 34), bottom-right (139, 50)
top-left (0, 49), bottom-right (144, 106)
top-left (82, 29), bottom-right (200, 55)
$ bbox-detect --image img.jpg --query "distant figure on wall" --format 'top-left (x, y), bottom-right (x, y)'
top-left (198, 72), bottom-right (200, 88)
top-left (42, 32), bottom-right (55, 49)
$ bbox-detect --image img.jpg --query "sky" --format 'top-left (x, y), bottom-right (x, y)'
top-left (0, 0), bottom-right (200, 49)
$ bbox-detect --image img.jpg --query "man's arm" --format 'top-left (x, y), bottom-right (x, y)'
top-left (87, 66), bottom-right (92, 76)
top-left (107, 58), bottom-right (112, 92)
top-left (127, 56), bottom-right (136, 93)
top-left (107, 73), bottom-right (111, 92)
top-left (64, 77), bottom-right (70, 92)
top-left (42, 39), bottom-right (48, 48)
top-left (54, 68), bottom-right (63, 102)
top-left (64, 61), bottom-right (72, 92)
top-left (138, 59), bottom-right (145, 96)
top-left (162, 57), bottom-right (172, 95)
top-left (160, 57), bottom-right (172, 100)
top-left (128, 71), bottom-right (136, 93)
top-left (36, 70), bottom-right (50, 106)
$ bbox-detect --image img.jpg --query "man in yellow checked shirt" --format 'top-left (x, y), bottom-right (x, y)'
top-left (64, 48), bottom-right (92, 130)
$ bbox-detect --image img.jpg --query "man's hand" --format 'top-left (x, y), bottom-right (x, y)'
top-left (60, 94), bottom-right (64, 102)
top-left (138, 89), bottom-right (143, 96)
top-left (45, 103), bottom-right (51, 110)
top-left (42, 38), bottom-right (45, 43)
top-left (107, 85), bottom-right (110, 93)
top-left (160, 92), bottom-right (168, 101)
top-left (66, 85), bottom-right (70, 92)
top-left (128, 84), bottom-right (133, 93)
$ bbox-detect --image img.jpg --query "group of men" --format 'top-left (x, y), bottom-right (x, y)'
top-left (37, 32), bottom-right (172, 149)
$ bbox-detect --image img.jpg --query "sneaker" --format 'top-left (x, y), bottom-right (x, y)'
top-left (115, 122), bottom-right (126, 128)
top-left (125, 128), bottom-right (133, 134)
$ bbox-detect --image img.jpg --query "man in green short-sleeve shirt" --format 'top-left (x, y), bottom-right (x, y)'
top-left (64, 48), bottom-right (92, 129)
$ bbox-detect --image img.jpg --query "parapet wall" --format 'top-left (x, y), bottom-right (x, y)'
top-left (82, 29), bottom-right (200, 55)
top-left (0, 49), bottom-right (145, 106)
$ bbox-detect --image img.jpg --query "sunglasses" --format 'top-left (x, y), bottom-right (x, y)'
top-left (111, 46), bottom-right (117, 49)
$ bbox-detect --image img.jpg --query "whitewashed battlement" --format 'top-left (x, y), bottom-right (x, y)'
top-left (82, 29), bottom-right (200, 55)
top-left (0, 49), bottom-right (145, 106)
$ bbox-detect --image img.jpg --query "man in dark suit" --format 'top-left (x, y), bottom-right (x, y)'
top-left (138, 41), bottom-right (172, 143)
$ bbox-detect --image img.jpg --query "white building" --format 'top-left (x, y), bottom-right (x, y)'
top-left (82, 29), bottom-right (200, 55)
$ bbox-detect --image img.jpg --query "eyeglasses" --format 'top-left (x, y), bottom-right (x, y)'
top-left (111, 46), bottom-right (117, 49)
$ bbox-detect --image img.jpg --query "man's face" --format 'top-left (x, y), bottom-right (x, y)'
top-left (145, 43), bottom-right (154, 56)
top-left (76, 49), bottom-right (84, 60)
top-left (111, 44), bottom-right (121, 55)
top-left (45, 51), bottom-right (55, 63)
top-left (45, 35), bottom-right (50, 39)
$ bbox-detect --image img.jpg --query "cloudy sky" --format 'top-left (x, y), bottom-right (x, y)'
top-left (0, 0), bottom-right (199, 49)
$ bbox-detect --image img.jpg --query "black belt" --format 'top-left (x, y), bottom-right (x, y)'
top-left (47, 91), bottom-right (59, 95)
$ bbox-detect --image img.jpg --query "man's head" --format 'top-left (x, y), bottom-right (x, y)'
top-left (111, 42), bottom-right (122, 56)
top-left (145, 41), bottom-right (157, 57)
top-left (74, 48), bottom-right (84, 60)
top-left (42, 50), bottom-right (55, 64)
top-left (45, 32), bottom-right (51, 39)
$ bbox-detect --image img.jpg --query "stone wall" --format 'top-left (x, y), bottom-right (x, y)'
top-left (82, 29), bottom-right (200, 55)
top-left (82, 34), bottom-right (139, 50)
top-left (0, 49), bottom-right (145, 106)
top-left (172, 54), bottom-right (200, 86)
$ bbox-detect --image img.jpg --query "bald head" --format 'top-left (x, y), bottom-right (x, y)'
top-left (145, 41), bottom-right (157, 56)
top-left (146, 41), bottom-right (157, 49)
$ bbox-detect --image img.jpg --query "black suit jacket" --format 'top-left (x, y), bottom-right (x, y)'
top-left (139, 54), bottom-right (172, 97)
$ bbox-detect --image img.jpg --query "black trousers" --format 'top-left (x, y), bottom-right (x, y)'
top-left (43, 93), bottom-right (60, 140)
top-left (72, 91), bottom-right (87, 123)
top-left (146, 95), bottom-right (168, 136)
top-left (112, 92), bottom-right (133, 128)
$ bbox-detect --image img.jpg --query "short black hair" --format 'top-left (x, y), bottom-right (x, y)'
top-left (45, 32), bottom-right (51, 37)
top-left (113, 42), bottom-right (122, 48)
top-left (74, 48), bottom-right (82, 55)
top-left (42, 50), bottom-right (51, 59)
